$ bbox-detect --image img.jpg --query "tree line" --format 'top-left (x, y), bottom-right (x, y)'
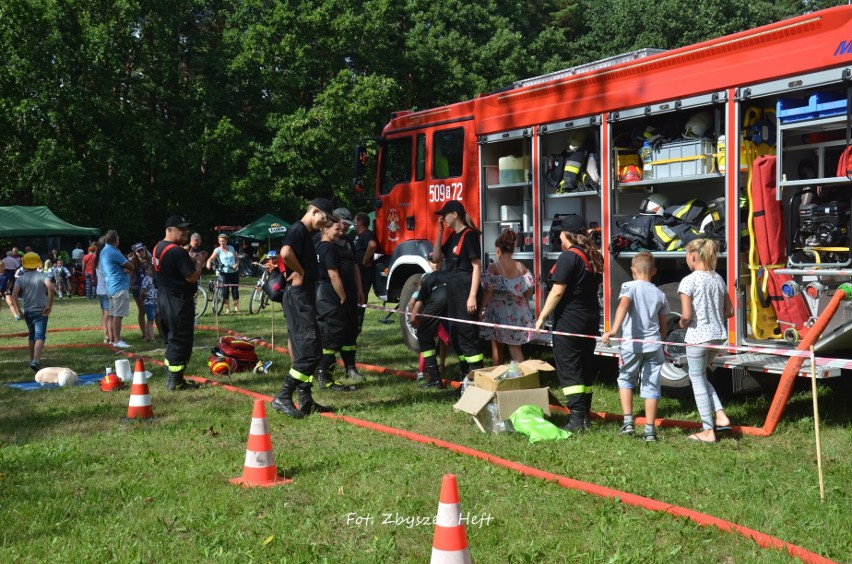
top-left (0, 0), bottom-right (838, 243)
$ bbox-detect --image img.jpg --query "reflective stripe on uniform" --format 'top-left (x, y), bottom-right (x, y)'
top-left (465, 353), bottom-right (484, 363)
top-left (341, 345), bottom-right (356, 352)
top-left (289, 368), bottom-right (312, 383)
top-left (563, 384), bottom-right (585, 396)
top-left (322, 348), bottom-right (338, 355)
top-left (422, 349), bottom-right (437, 358)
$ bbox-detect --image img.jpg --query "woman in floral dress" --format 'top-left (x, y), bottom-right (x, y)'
top-left (480, 229), bottom-right (535, 365)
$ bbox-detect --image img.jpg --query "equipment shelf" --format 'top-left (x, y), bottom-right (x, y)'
top-left (546, 190), bottom-right (600, 199)
top-left (616, 172), bottom-right (722, 190)
top-left (486, 181), bottom-right (529, 190)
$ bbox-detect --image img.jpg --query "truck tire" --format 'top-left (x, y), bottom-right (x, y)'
top-left (399, 273), bottom-right (422, 353)
top-left (658, 282), bottom-right (691, 389)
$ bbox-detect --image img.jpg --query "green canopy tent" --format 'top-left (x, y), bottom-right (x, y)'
top-left (0, 206), bottom-right (99, 237)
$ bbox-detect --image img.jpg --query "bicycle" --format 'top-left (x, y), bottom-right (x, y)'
top-left (194, 280), bottom-right (209, 319)
top-left (248, 262), bottom-right (273, 315)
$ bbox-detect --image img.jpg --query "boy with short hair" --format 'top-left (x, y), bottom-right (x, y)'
top-left (601, 252), bottom-right (669, 442)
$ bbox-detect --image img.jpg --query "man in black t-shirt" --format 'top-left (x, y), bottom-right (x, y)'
top-left (153, 214), bottom-right (208, 391)
top-left (353, 212), bottom-right (377, 331)
top-left (271, 197), bottom-right (339, 418)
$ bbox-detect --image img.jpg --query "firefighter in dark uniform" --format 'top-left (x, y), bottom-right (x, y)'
top-left (353, 211), bottom-right (377, 332)
top-left (153, 214), bottom-right (208, 391)
top-left (431, 200), bottom-right (484, 377)
top-left (333, 208), bottom-right (365, 381)
top-left (313, 215), bottom-right (361, 390)
top-left (271, 197), bottom-right (337, 418)
top-left (411, 267), bottom-right (448, 388)
top-left (535, 218), bottom-right (603, 432)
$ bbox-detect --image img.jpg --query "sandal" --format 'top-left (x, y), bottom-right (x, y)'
top-left (687, 433), bottom-right (718, 444)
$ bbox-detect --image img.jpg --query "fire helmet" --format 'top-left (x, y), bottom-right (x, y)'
top-left (100, 371), bottom-right (124, 392)
top-left (683, 111), bottom-right (713, 139)
top-left (209, 356), bottom-right (237, 376)
top-left (639, 193), bottom-right (670, 216)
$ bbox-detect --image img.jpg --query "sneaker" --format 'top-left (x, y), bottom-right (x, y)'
top-left (644, 431), bottom-right (658, 442)
top-left (618, 422), bottom-right (635, 436)
top-left (29, 360), bottom-right (42, 372)
top-left (111, 340), bottom-right (131, 349)
top-left (416, 371), bottom-right (426, 381)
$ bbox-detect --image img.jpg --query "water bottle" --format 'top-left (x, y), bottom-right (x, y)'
top-left (461, 376), bottom-right (472, 393)
top-left (640, 141), bottom-right (653, 180)
top-left (487, 401), bottom-right (506, 432)
top-left (506, 361), bottom-right (521, 379)
top-left (717, 135), bottom-right (727, 174)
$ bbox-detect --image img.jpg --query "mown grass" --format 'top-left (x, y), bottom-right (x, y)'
top-left (0, 286), bottom-right (850, 563)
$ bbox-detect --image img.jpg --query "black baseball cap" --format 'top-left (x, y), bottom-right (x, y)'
top-left (309, 197), bottom-right (339, 221)
top-left (434, 200), bottom-right (466, 216)
top-left (333, 207), bottom-right (355, 227)
top-left (552, 214), bottom-right (586, 235)
top-left (131, 242), bottom-right (146, 252)
top-left (165, 214), bottom-right (191, 228)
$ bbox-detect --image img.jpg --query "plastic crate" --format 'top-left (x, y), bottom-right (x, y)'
top-left (649, 139), bottom-right (715, 178)
top-left (777, 91), bottom-right (846, 124)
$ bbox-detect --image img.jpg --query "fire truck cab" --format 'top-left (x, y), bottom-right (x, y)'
top-left (361, 6), bottom-right (852, 389)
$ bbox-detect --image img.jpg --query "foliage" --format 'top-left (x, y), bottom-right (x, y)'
top-left (0, 0), bottom-right (837, 245)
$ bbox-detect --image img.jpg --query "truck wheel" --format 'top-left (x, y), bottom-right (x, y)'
top-left (399, 274), bottom-right (422, 353)
top-left (658, 283), bottom-right (691, 389)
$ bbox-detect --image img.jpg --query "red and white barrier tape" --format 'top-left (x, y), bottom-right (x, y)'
top-left (361, 303), bottom-right (852, 371)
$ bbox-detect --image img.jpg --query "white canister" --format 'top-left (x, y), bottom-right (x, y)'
top-left (115, 359), bottom-right (132, 383)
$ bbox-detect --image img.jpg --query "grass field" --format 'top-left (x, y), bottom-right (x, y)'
top-left (1, 288), bottom-right (850, 563)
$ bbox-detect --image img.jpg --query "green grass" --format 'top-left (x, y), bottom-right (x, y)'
top-left (0, 288), bottom-right (850, 563)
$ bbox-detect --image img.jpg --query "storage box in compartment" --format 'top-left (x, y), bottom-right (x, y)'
top-left (484, 165), bottom-right (499, 186)
top-left (500, 205), bottom-right (522, 221)
top-left (777, 92), bottom-right (847, 123)
top-left (498, 156), bottom-right (529, 184)
top-left (650, 139), bottom-right (715, 178)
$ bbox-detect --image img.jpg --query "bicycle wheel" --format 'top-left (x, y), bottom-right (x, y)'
top-left (195, 286), bottom-right (208, 319)
top-left (211, 283), bottom-right (227, 316)
top-left (249, 287), bottom-right (264, 315)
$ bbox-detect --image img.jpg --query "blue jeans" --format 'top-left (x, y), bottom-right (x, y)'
top-left (686, 339), bottom-right (725, 431)
top-left (24, 312), bottom-right (48, 342)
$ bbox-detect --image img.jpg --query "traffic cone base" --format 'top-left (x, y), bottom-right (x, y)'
top-left (231, 399), bottom-right (291, 487)
top-left (124, 358), bottom-right (154, 420)
top-left (430, 474), bottom-right (471, 564)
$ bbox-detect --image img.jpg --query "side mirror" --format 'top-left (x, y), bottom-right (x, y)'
top-left (354, 145), bottom-right (367, 178)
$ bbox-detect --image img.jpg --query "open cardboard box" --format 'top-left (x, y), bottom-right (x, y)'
top-left (453, 386), bottom-right (561, 433)
top-left (472, 359), bottom-right (554, 392)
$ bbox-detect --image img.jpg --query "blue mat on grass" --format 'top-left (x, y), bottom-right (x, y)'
top-left (6, 373), bottom-right (104, 391)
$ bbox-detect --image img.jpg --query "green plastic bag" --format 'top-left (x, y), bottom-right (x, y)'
top-left (509, 405), bottom-right (570, 443)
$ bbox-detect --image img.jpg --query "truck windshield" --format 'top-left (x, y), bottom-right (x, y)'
top-left (379, 136), bottom-right (413, 195)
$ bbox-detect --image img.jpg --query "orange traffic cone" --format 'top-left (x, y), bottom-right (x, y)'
top-left (230, 399), bottom-right (291, 487)
top-left (430, 474), bottom-right (471, 564)
top-left (125, 358), bottom-right (154, 420)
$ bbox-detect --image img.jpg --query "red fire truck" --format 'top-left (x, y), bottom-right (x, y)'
top-left (357, 5), bottom-right (852, 390)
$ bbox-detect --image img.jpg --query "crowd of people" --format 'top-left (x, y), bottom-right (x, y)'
top-left (0, 200), bottom-right (735, 439)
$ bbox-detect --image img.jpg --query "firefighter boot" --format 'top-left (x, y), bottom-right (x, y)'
top-left (583, 392), bottom-right (593, 429)
top-left (341, 350), bottom-right (364, 382)
top-left (316, 369), bottom-right (355, 392)
top-left (270, 376), bottom-right (304, 419)
top-left (420, 355), bottom-right (444, 389)
top-left (562, 394), bottom-right (587, 434)
top-left (296, 381), bottom-right (334, 415)
top-left (166, 368), bottom-right (198, 391)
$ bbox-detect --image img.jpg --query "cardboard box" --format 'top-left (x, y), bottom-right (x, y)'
top-left (454, 386), bottom-right (555, 433)
top-left (472, 359), bottom-right (554, 392)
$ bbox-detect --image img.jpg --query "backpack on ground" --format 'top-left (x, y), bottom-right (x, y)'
top-left (208, 336), bottom-right (259, 374)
